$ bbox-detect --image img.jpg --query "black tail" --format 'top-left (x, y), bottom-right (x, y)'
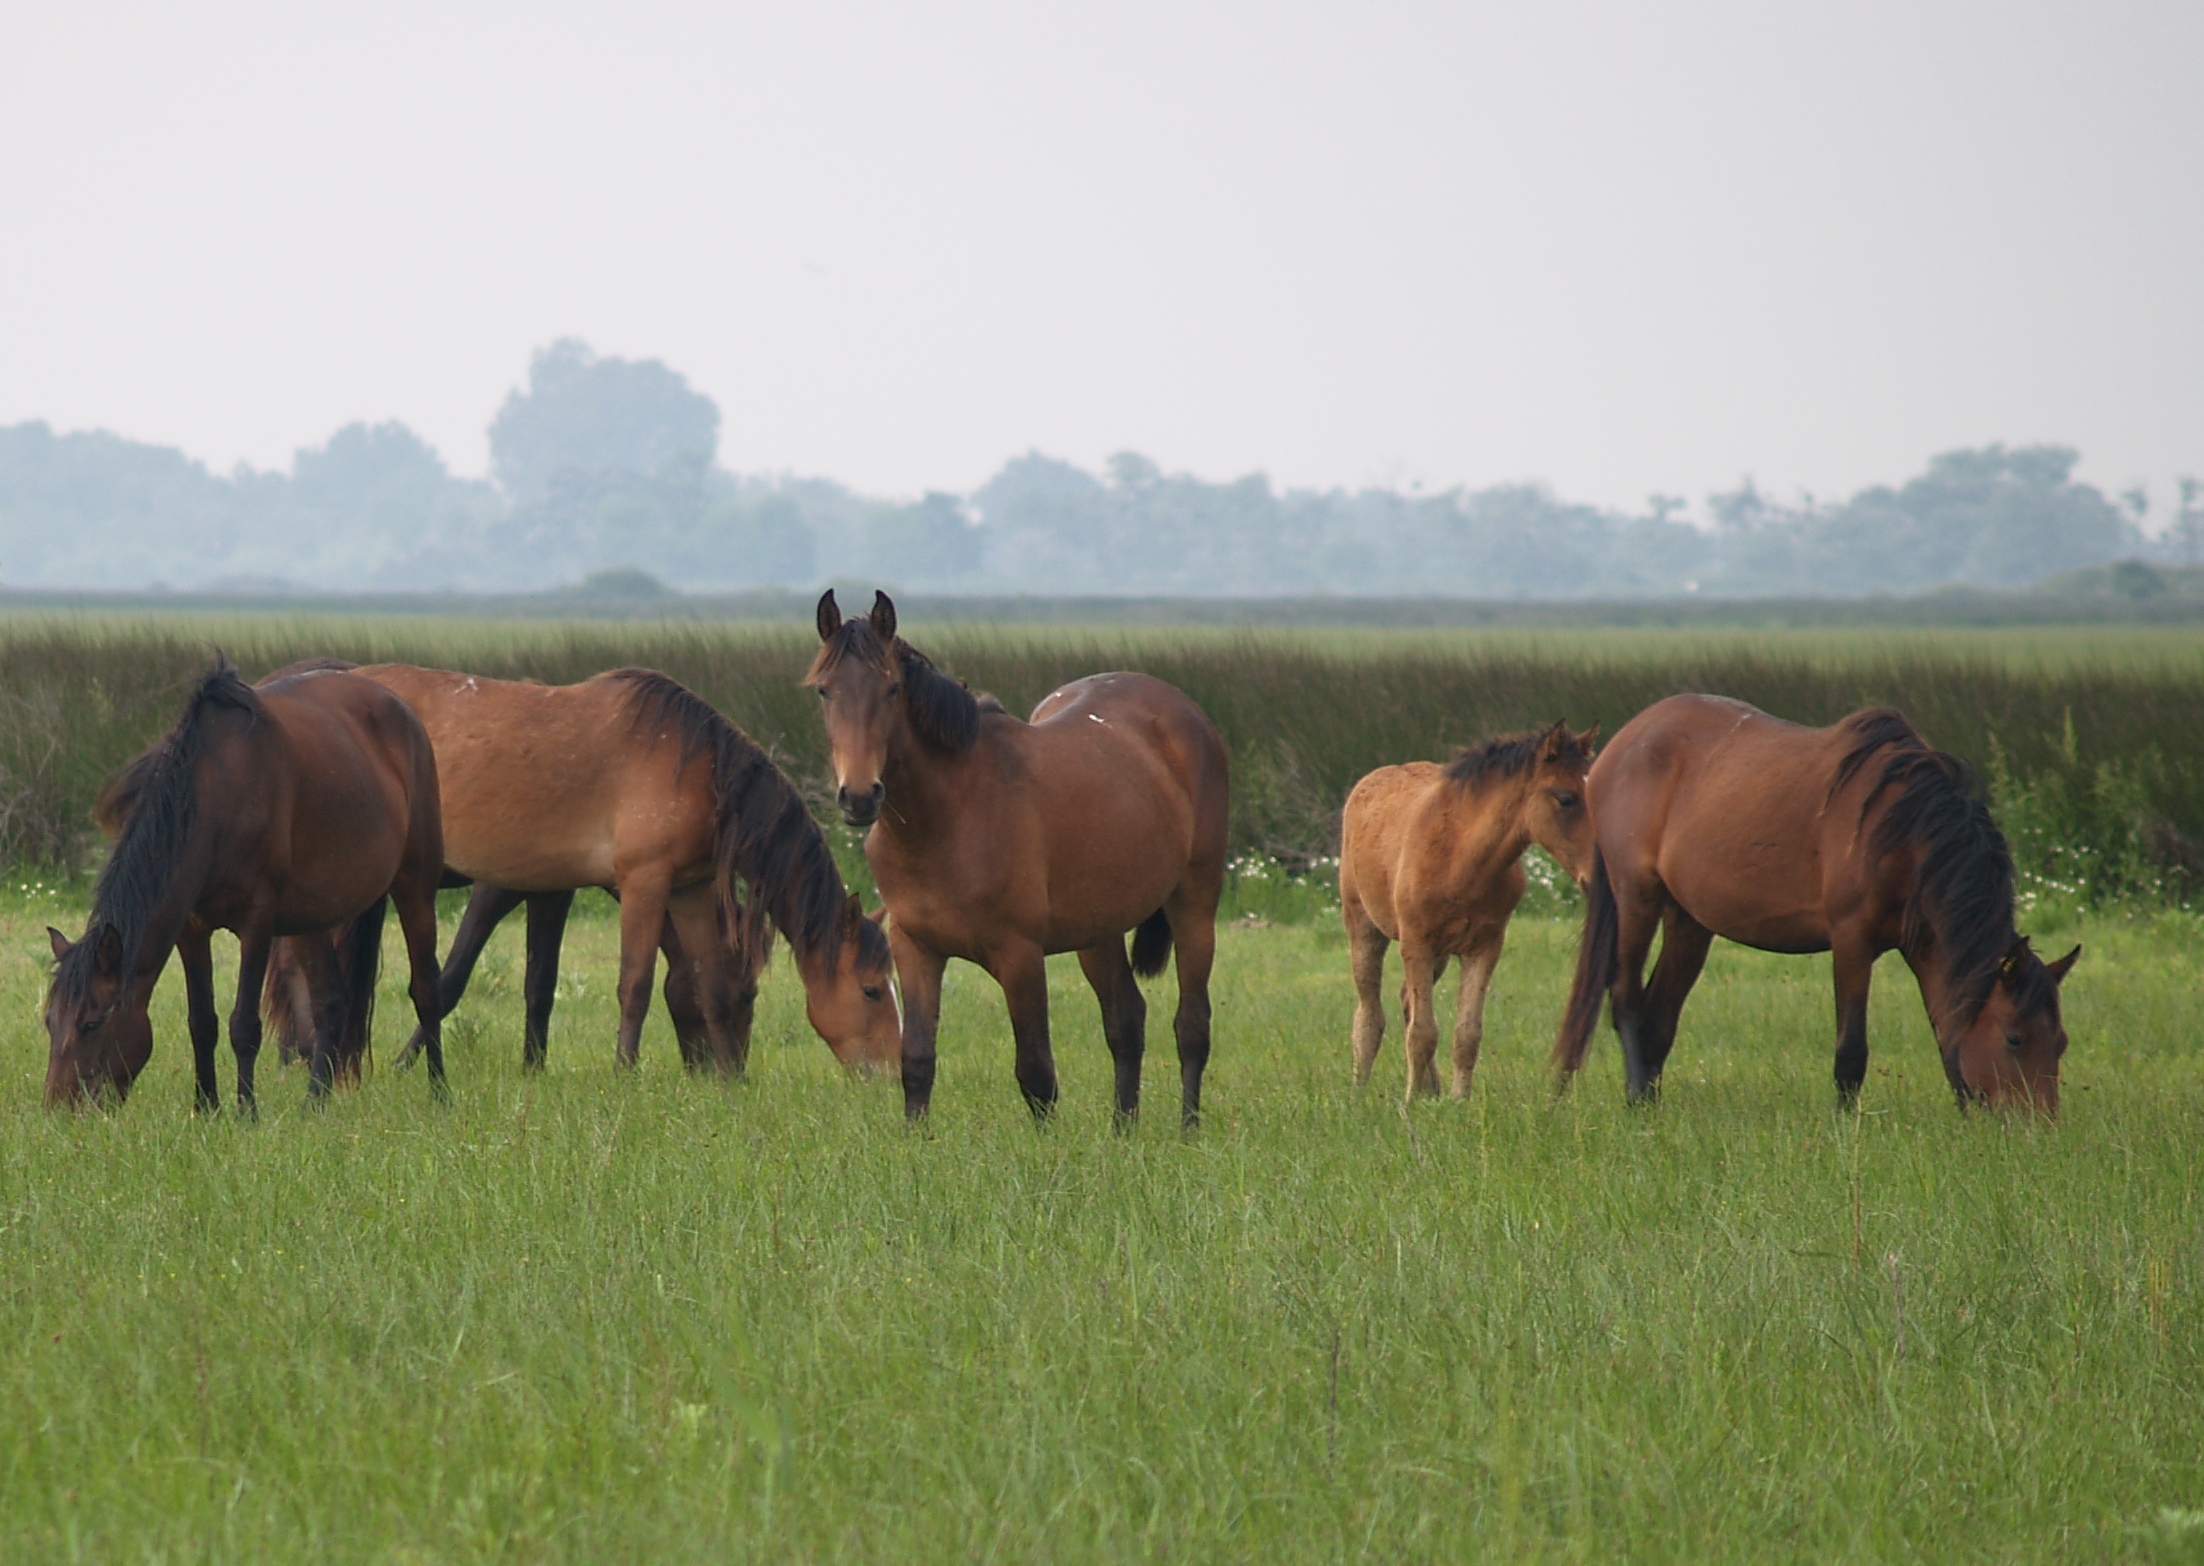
top-left (1552, 847), bottom-right (1617, 1081)
top-left (331, 897), bottom-right (388, 1084)
top-left (1130, 908), bottom-right (1173, 979)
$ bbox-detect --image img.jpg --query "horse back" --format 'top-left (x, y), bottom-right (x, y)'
top-left (1592, 694), bottom-right (1884, 951)
top-left (351, 663), bottom-right (710, 889)
top-left (1339, 762), bottom-right (1445, 932)
top-left (249, 671), bottom-right (440, 929)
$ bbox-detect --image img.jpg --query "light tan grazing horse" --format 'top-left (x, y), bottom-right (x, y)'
top-left (348, 664), bottom-right (899, 1072)
top-left (1338, 722), bottom-right (1598, 1100)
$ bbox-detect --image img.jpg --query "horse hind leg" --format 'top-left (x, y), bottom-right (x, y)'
top-left (1166, 892), bottom-right (1219, 1129)
top-left (1608, 884), bottom-right (1666, 1105)
top-left (1637, 905), bottom-right (1713, 1096)
top-left (393, 881), bottom-right (447, 1096)
top-left (1399, 946), bottom-right (1447, 1101)
top-left (1345, 900), bottom-right (1389, 1086)
top-left (1078, 939), bottom-right (1147, 1125)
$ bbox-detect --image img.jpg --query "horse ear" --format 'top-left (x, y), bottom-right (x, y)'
top-left (1539, 720), bottom-right (1568, 760)
top-left (94, 925), bottom-right (122, 977)
top-left (47, 927), bottom-right (70, 962)
top-left (865, 905), bottom-right (887, 928)
top-left (2047, 944), bottom-right (2081, 984)
top-left (1579, 721), bottom-right (1600, 754)
top-left (869, 590), bottom-right (897, 642)
top-left (842, 891), bottom-right (865, 929)
top-left (815, 589), bottom-right (842, 642)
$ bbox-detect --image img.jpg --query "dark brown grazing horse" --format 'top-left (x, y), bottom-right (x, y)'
top-left (808, 591), bottom-right (1230, 1123)
top-left (48, 661), bottom-right (445, 1108)
top-left (1552, 694), bottom-right (2079, 1112)
top-left (275, 663), bottom-right (897, 1074)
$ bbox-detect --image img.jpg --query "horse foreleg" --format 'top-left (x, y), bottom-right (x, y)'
top-left (1078, 939), bottom-right (1147, 1125)
top-left (891, 927), bottom-right (948, 1121)
top-left (1638, 907), bottom-right (1712, 1095)
top-left (657, 916), bottom-right (707, 1069)
top-left (178, 924), bottom-right (220, 1112)
top-left (993, 942), bottom-right (1057, 1119)
top-left (228, 923), bottom-right (275, 1117)
top-left (666, 887), bottom-right (752, 1076)
top-left (521, 890), bottom-right (575, 1071)
top-left (1345, 899), bottom-right (1389, 1086)
top-left (1831, 936), bottom-right (1877, 1108)
top-left (613, 871), bottom-right (673, 1070)
top-left (1168, 896), bottom-right (1218, 1128)
top-left (1449, 932), bottom-right (1504, 1098)
top-left (1399, 945), bottom-right (1445, 1101)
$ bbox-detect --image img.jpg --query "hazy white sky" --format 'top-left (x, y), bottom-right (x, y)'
top-left (1, 1), bottom-right (2198, 518)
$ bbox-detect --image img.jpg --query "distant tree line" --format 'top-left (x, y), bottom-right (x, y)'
top-left (0, 339), bottom-right (2194, 598)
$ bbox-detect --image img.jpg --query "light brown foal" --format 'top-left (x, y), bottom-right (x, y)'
top-left (1339, 722), bottom-right (1597, 1099)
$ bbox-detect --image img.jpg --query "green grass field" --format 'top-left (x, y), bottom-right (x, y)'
top-left (5, 877), bottom-right (2202, 1561)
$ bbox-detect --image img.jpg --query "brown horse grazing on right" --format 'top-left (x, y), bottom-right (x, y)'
top-left (1339, 721), bottom-right (1598, 1101)
top-left (346, 663), bottom-right (901, 1074)
top-left (808, 591), bottom-right (1229, 1124)
top-left (48, 661), bottom-right (446, 1109)
top-left (1552, 694), bottom-right (2080, 1112)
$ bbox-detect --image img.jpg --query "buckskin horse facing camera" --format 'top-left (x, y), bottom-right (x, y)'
top-left (1551, 694), bottom-right (2078, 1112)
top-left (808, 591), bottom-right (1229, 1124)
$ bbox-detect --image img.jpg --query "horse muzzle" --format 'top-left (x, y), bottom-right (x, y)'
top-left (838, 781), bottom-right (885, 828)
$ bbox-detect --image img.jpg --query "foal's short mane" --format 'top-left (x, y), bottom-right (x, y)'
top-left (63, 661), bottom-right (262, 1003)
top-left (804, 620), bottom-right (982, 755)
top-left (1443, 725), bottom-right (1586, 792)
top-left (609, 669), bottom-right (885, 977)
top-left (1832, 707), bottom-right (2034, 1027)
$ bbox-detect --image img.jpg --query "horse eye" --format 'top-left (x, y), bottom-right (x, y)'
top-left (1553, 791), bottom-right (1580, 810)
top-left (81, 1015), bottom-right (103, 1036)
top-left (2005, 1031), bottom-right (2023, 1051)
top-left (862, 985), bottom-right (884, 1002)
top-left (814, 687), bottom-right (828, 700)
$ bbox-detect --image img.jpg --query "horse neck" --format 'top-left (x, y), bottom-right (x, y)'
top-left (102, 796), bottom-right (218, 987)
top-left (1893, 894), bottom-right (2013, 1050)
top-left (876, 708), bottom-right (970, 848)
top-left (1447, 774), bottom-right (1538, 878)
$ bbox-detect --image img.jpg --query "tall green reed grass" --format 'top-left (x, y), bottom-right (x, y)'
top-left (1, 618), bottom-right (2197, 910)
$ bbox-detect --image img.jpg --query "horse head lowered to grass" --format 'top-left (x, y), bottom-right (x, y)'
top-left (47, 660), bottom-right (448, 1110)
top-left (1552, 694), bottom-right (2077, 1113)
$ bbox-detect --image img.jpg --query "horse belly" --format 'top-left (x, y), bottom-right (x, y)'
top-left (1660, 853), bottom-right (1830, 953)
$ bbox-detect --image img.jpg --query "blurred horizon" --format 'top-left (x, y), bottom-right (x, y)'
top-left (2, 336), bottom-right (2197, 599)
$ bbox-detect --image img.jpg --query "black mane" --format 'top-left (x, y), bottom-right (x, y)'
top-left (809, 620), bottom-right (982, 755)
top-left (62, 660), bottom-right (261, 1002)
top-left (610, 669), bottom-right (886, 977)
top-left (1834, 707), bottom-right (2025, 1029)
